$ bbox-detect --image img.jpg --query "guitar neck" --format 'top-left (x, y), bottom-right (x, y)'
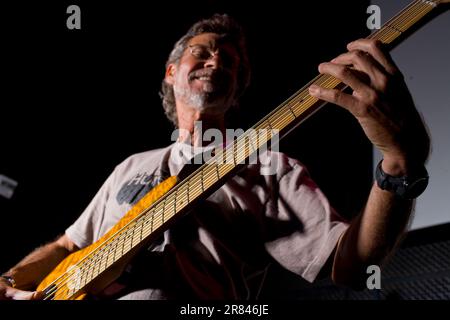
top-left (247, 0), bottom-right (444, 145)
top-left (42, 0), bottom-right (448, 300)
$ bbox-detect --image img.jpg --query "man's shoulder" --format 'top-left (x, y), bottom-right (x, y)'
top-left (123, 145), bottom-right (172, 163)
top-left (113, 144), bottom-right (173, 174)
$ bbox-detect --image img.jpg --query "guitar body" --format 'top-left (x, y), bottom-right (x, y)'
top-left (36, 176), bottom-right (178, 300)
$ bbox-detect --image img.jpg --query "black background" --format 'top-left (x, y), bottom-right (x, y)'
top-left (1, 0), bottom-right (372, 271)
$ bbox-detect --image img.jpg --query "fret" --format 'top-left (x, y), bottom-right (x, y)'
top-left (172, 193), bottom-right (177, 218)
top-left (161, 198), bottom-right (166, 225)
top-left (188, 175), bottom-right (202, 197)
top-left (132, 217), bottom-right (144, 247)
top-left (129, 221), bottom-right (136, 249)
top-left (97, 246), bottom-right (105, 275)
top-left (187, 178), bottom-right (190, 204)
top-left (149, 201), bottom-right (163, 233)
top-left (150, 210), bottom-right (154, 234)
top-left (163, 195), bottom-right (176, 219)
top-left (233, 140), bottom-right (237, 165)
top-left (122, 228), bottom-right (130, 254)
top-left (215, 163), bottom-right (220, 181)
top-left (201, 168), bottom-right (205, 192)
top-left (287, 104), bottom-right (297, 120)
top-left (270, 107), bottom-right (294, 131)
top-left (294, 93), bottom-right (316, 115)
top-left (386, 24), bottom-right (403, 34)
top-left (189, 175), bottom-right (202, 199)
top-left (102, 247), bottom-right (110, 272)
top-left (139, 215), bottom-right (144, 242)
top-left (175, 185), bottom-right (184, 210)
top-left (234, 137), bottom-right (246, 164)
top-left (218, 163), bottom-right (234, 177)
top-left (78, 270), bottom-right (85, 290)
top-left (113, 236), bottom-right (119, 261)
top-left (123, 230), bottom-right (134, 255)
top-left (97, 252), bottom-right (106, 275)
top-left (173, 188), bottom-right (178, 218)
top-left (93, 248), bottom-right (103, 278)
top-left (268, 113), bottom-right (281, 130)
top-left (154, 201), bottom-right (165, 222)
top-left (255, 124), bottom-right (261, 147)
top-left (153, 211), bottom-right (164, 230)
top-left (81, 259), bottom-right (91, 284)
top-left (181, 185), bottom-right (189, 206)
top-left (213, 146), bottom-right (223, 166)
top-left (142, 210), bottom-right (155, 239)
top-left (120, 232), bottom-right (127, 257)
top-left (202, 165), bottom-right (215, 189)
top-left (256, 126), bottom-right (269, 149)
top-left (223, 144), bottom-right (232, 165)
top-left (116, 229), bottom-right (127, 260)
top-left (246, 130), bottom-right (258, 156)
top-left (127, 227), bottom-right (135, 251)
top-left (86, 254), bottom-right (97, 282)
top-left (109, 237), bottom-right (117, 263)
top-left (239, 135), bottom-right (249, 163)
top-left (96, 251), bottom-right (105, 276)
top-left (90, 261), bottom-right (98, 281)
top-left (107, 241), bottom-right (116, 266)
top-left (141, 214), bottom-right (150, 239)
top-left (266, 119), bottom-right (273, 131)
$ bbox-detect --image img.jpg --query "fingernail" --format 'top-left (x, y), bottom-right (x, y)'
top-left (317, 63), bottom-right (326, 73)
top-left (309, 85), bottom-right (319, 95)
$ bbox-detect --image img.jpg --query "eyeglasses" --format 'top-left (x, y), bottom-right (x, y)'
top-left (187, 44), bottom-right (238, 67)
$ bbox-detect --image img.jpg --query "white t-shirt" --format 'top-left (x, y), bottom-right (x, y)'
top-left (65, 142), bottom-right (349, 299)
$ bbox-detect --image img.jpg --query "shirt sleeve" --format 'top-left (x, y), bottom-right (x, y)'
top-left (265, 159), bottom-right (349, 283)
top-left (65, 169), bottom-right (116, 249)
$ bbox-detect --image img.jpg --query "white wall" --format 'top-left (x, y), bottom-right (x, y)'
top-left (372, 1), bottom-right (450, 230)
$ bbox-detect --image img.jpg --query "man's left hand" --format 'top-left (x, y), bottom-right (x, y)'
top-left (308, 39), bottom-right (430, 175)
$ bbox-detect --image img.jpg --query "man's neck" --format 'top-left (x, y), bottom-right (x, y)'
top-left (177, 106), bottom-right (226, 147)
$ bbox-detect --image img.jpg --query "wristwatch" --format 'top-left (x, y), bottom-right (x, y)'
top-left (375, 160), bottom-right (429, 200)
top-left (1, 275), bottom-right (16, 288)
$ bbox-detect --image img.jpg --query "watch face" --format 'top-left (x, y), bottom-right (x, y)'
top-left (404, 177), bottom-right (429, 199)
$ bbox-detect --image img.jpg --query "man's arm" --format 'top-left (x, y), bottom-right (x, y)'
top-left (0, 234), bottom-right (78, 300)
top-left (332, 178), bottom-right (413, 288)
top-left (308, 38), bottom-right (430, 288)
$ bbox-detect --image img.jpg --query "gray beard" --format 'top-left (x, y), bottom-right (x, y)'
top-left (173, 84), bottom-right (230, 114)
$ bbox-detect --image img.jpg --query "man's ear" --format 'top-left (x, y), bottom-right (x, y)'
top-left (165, 64), bottom-right (176, 85)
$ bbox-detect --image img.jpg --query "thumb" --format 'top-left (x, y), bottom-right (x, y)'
top-left (31, 290), bottom-right (45, 300)
top-left (6, 288), bottom-right (42, 300)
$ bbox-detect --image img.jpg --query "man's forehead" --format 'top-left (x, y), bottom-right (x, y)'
top-left (188, 33), bottom-right (236, 49)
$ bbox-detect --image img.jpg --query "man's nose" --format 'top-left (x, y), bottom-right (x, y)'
top-left (204, 53), bottom-right (221, 69)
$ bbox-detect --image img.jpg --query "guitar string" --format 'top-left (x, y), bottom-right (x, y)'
top-left (42, 0), bottom-right (433, 299)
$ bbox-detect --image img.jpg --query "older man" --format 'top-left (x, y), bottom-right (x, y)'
top-left (0, 13), bottom-right (429, 300)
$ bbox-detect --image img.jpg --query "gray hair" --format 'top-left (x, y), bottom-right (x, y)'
top-left (159, 14), bottom-right (251, 127)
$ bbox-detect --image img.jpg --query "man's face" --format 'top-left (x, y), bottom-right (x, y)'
top-left (166, 33), bottom-right (241, 115)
